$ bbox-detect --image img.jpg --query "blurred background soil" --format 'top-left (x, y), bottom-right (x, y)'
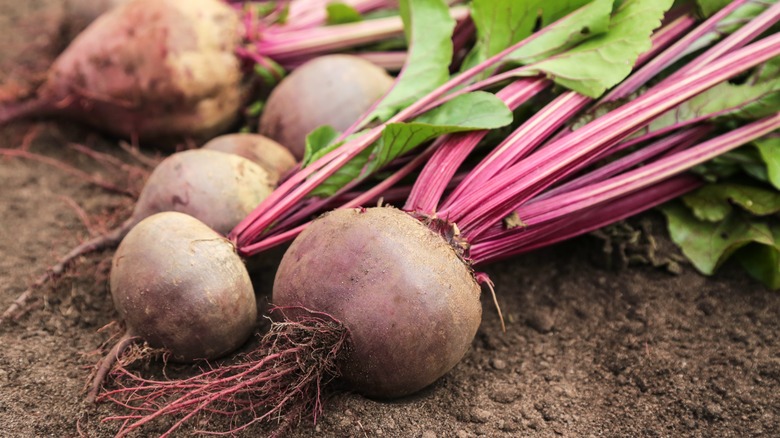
top-left (1, 1), bottom-right (778, 436)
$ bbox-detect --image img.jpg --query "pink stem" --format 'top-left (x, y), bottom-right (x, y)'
top-left (471, 113), bottom-right (780, 263)
top-left (443, 34), bottom-right (780, 239)
top-left (256, 14), bottom-right (407, 61)
top-left (439, 91), bottom-right (592, 211)
top-left (469, 176), bottom-right (701, 264)
top-left (230, 11), bottom-right (575, 250)
top-left (603, 0), bottom-right (749, 102)
top-left (663, 0), bottom-right (780, 82)
top-left (434, 12), bottom-right (701, 212)
top-left (516, 114), bottom-right (780, 227)
top-left (404, 78), bottom-right (550, 214)
top-left (282, 0), bottom-right (393, 31)
top-left (534, 125), bottom-right (712, 201)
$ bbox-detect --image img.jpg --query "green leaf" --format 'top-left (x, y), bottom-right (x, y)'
top-left (755, 137), bottom-right (780, 190)
top-left (367, 92), bottom-right (513, 174)
top-left (682, 183), bottom-right (780, 222)
top-left (245, 100), bottom-right (264, 118)
top-left (461, 0), bottom-right (608, 72)
top-left (521, 0), bottom-right (673, 98)
top-left (739, 224), bottom-right (780, 289)
top-left (722, 148), bottom-right (770, 184)
top-left (459, 0), bottom-right (543, 73)
top-left (541, 0), bottom-right (601, 24)
top-left (715, 1), bottom-right (775, 34)
top-left (250, 2), bottom-right (279, 18)
top-left (647, 81), bottom-right (780, 132)
top-left (275, 5), bottom-right (290, 25)
top-left (754, 57), bottom-right (780, 83)
top-left (661, 202), bottom-right (774, 274)
top-left (253, 59), bottom-right (286, 87)
top-left (508, 0), bottom-right (613, 65)
top-left (737, 58), bottom-right (780, 119)
top-left (326, 3), bottom-right (363, 25)
top-left (309, 147), bottom-right (373, 197)
top-left (413, 91), bottom-right (513, 128)
top-left (367, 0), bottom-right (455, 122)
top-left (302, 125), bottom-right (342, 167)
top-left (310, 92), bottom-right (512, 197)
top-left (696, 0), bottom-right (733, 17)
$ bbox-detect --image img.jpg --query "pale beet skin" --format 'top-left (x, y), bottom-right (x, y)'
top-left (259, 54), bottom-right (394, 159)
top-left (203, 133), bottom-right (297, 182)
top-left (110, 211), bottom-right (256, 362)
top-left (133, 149), bottom-right (275, 235)
top-left (3, 0), bottom-right (245, 142)
top-left (273, 206), bottom-right (482, 398)
top-left (2, 144), bottom-right (285, 325)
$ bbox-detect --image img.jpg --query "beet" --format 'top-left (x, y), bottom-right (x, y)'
top-left (110, 211), bottom-right (256, 361)
top-left (259, 54), bottom-right (394, 159)
top-left (87, 211), bottom-right (257, 401)
top-left (1, 0), bottom-right (245, 142)
top-left (273, 206), bottom-right (482, 398)
top-left (133, 148), bottom-right (276, 235)
top-left (202, 133), bottom-right (297, 182)
top-left (89, 207), bottom-right (482, 434)
top-left (2, 146), bottom-right (285, 324)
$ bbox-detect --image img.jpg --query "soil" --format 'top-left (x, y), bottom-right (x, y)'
top-left (1, 1), bottom-right (778, 437)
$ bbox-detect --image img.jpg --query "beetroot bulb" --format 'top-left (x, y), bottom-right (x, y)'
top-left (90, 206), bottom-right (482, 437)
top-left (273, 207), bottom-right (482, 398)
top-left (1, 0), bottom-right (246, 142)
top-left (0, 0), bottom-right (408, 144)
top-left (1, 135), bottom-right (295, 324)
top-left (259, 54), bottom-right (395, 159)
top-left (80, 140), bottom-right (294, 400)
top-left (202, 133), bottom-right (296, 182)
top-left (86, 211), bottom-right (257, 402)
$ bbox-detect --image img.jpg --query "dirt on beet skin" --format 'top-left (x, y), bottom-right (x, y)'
top-left (0, 1), bottom-right (778, 437)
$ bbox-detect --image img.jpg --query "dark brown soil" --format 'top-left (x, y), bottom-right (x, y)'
top-left (1, 1), bottom-right (778, 437)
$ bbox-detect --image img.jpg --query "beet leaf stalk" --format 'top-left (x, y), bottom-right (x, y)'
top-left (470, 114), bottom-right (780, 263)
top-left (437, 35), bottom-right (780, 239)
top-left (93, 2), bottom-right (780, 437)
top-left (228, 0), bottom-right (663, 252)
top-left (241, 4), bottom-right (470, 71)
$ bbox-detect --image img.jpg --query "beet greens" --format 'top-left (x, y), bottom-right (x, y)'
top-left (93, 0), bottom-right (780, 436)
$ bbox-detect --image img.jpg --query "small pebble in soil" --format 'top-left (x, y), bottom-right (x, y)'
top-left (489, 384), bottom-right (521, 404)
top-left (490, 358), bottom-right (507, 370)
top-left (499, 419), bottom-right (520, 432)
top-left (526, 307), bottom-right (555, 333)
top-left (704, 403), bottom-right (723, 419)
top-left (421, 431), bottom-right (437, 438)
top-left (479, 332), bottom-right (505, 350)
top-left (381, 417), bottom-right (397, 430)
top-left (728, 328), bottom-right (749, 344)
top-left (470, 407), bottom-right (492, 423)
top-left (536, 403), bottom-right (558, 422)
